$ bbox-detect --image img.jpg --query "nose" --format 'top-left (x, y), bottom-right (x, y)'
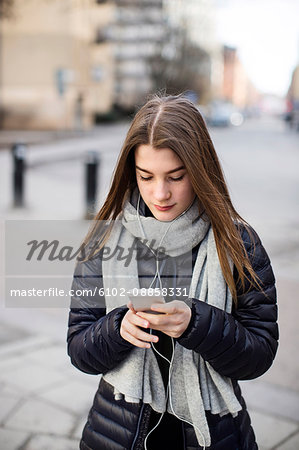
top-left (153, 181), bottom-right (171, 203)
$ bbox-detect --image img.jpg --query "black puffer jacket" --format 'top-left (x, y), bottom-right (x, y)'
top-left (67, 225), bottom-right (278, 450)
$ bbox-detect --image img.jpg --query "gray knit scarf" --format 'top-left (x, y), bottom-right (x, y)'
top-left (102, 194), bottom-right (241, 447)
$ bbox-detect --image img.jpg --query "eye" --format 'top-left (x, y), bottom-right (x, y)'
top-left (139, 175), bottom-right (152, 181)
top-left (170, 175), bottom-right (184, 182)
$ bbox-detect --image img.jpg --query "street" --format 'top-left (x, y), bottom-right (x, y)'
top-left (0, 116), bottom-right (299, 449)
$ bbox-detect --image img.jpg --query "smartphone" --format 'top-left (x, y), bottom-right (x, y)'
top-left (127, 289), bottom-right (165, 314)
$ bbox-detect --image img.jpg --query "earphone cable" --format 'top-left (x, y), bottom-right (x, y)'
top-left (136, 193), bottom-right (205, 449)
top-left (149, 336), bottom-right (206, 450)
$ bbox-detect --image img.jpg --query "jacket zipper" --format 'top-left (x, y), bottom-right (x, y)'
top-left (131, 404), bottom-right (145, 450)
top-left (182, 420), bottom-right (186, 450)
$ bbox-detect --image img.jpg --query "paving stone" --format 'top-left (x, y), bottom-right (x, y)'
top-left (0, 394), bottom-right (21, 423)
top-left (241, 380), bottom-right (299, 422)
top-left (39, 380), bottom-right (97, 415)
top-left (0, 382), bottom-right (26, 400)
top-left (276, 431), bottom-right (299, 449)
top-left (0, 382), bottom-right (21, 398)
top-left (0, 355), bottom-right (28, 373)
top-left (62, 365), bottom-right (101, 388)
top-left (263, 277), bottom-right (299, 392)
top-left (0, 361), bottom-right (67, 393)
top-left (0, 335), bottom-right (51, 358)
top-left (24, 433), bottom-right (80, 450)
top-left (73, 416), bottom-right (87, 440)
top-left (0, 341), bottom-right (66, 374)
top-left (249, 410), bottom-right (298, 449)
top-left (0, 427), bottom-right (29, 450)
top-left (0, 352), bottom-right (43, 375)
top-left (4, 398), bottom-right (75, 435)
top-left (0, 322), bottom-right (31, 346)
top-left (26, 344), bottom-right (70, 371)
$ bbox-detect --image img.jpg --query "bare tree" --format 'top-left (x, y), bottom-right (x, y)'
top-left (149, 25), bottom-right (211, 101)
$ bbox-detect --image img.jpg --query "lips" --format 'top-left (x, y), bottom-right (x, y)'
top-left (154, 204), bottom-right (175, 211)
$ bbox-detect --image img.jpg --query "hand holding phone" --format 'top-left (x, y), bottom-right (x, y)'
top-left (120, 289), bottom-right (164, 348)
top-left (127, 289), bottom-right (165, 314)
top-left (134, 299), bottom-right (192, 339)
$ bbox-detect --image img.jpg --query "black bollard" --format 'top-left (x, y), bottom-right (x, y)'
top-left (11, 143), bottom-right (26, 207)
top-left (85, 151), bottom-right (99, 219)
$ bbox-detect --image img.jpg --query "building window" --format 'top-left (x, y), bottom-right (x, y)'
top-left (95, 29), bottom-right (107, 44)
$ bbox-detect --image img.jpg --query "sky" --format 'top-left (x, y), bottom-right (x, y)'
top-left (215, 0), bottom-right (299, 96)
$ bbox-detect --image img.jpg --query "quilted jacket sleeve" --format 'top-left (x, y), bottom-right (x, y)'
top-left (177, 225), bottom-right (279, 380)
top-left (67, 251), bottom-right (134, 375)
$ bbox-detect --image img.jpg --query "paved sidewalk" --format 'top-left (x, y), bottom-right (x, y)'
top-left (0, 270), bottom-right (298, 450)
top-left (0, 300), bottom-right (298, 450)
top-left (0, 323), bottom-right (99, 450)
top-left (1, 119), bottom-right (299, 449)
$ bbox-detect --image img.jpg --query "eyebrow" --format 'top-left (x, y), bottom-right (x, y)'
top-left (135, 165), bottom-right (185, 174)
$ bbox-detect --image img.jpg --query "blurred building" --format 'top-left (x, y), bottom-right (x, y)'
top-left (222, 45), bottom-right (259, 109)
top-left (286, 64), bottom-right (299, 128)
top-left (107, 0), bottom-right (166, 111)
top-left (0, 0), bottom-right (114, 130)
top-left (0, 0), bottom-right (170, 129)
top-left (288, 65), bottom-right (299, 101)
top-left (163, 0), bottom-right (223, 103)
top-left (1, 0), bottom-right (257, 130)
top-left (162, 2), bottom-right (259, 109)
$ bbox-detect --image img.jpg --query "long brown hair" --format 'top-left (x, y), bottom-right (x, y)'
top-left (84, 94), bottom-right (259, 302)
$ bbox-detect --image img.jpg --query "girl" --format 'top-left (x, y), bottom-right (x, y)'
top-left (67, 94), bottom-right (278, 450)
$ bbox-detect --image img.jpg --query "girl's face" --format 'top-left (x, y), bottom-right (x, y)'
top-left (135, 144), bottom-right (196, 221)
